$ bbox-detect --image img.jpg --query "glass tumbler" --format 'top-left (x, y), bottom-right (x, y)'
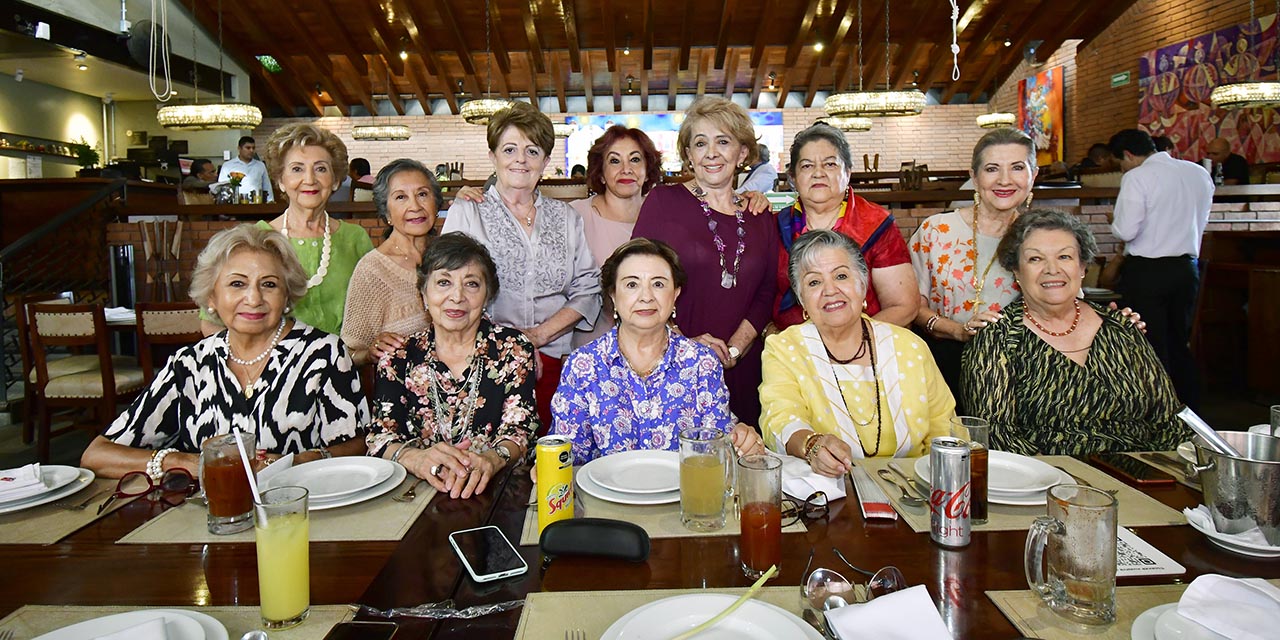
top-left (737, 454), bottom-right (782, 579)
top-left (201, 432), bottom-right (255, 535)
top-left (950, 416), bottom-right (990, 525)
top-left (679, 427), bottom-right (730, 532)
top-left (255, 485), bottom-right (310, 629)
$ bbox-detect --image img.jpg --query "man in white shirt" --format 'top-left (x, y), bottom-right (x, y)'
top-left (1108, 128), bottom-right (1213, 409)
top-left (217, 136), bottom-right (274, 202)
top-left (737, 144), bottom-right (779, 193)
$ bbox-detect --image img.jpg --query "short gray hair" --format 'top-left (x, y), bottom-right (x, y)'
top-left (789, 123), bottom-right (853, 176)
top-left (787, 229), bottom-right (869, 299)
top-left (417, 232), bottom-right (500, 305)
top-left (372, 158), bottom-right (443, 225)
top-left (971, 127), bottom-right (1037, 175)
top-left (996, 208), bottom-right (1098, 273)
top-left (189, 224), bottom-right (308, 325)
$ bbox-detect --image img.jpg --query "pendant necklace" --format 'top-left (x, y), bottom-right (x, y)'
top-left (821, 318), bottom-right (882, 456)
top-left (691, 184), bottom-right (746, 289)
top-left (425, 329), bottom-right (485, 443)
top-left (227, 317), bottom-right (286, 398)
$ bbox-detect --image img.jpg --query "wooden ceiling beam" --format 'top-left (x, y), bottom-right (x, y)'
top-left (550, 53), bottom-right (568, 112)
top-left (749, 0), bottom-right (775, 68)
top-left (722, 48), bottom-right (739, 99)
top-left (358, 3), bottom-right (405, 77)
top-left (891, 37), bottom-right (926, 89)
top-left (248, 76), bottom-right (288, 114)
top-left (695, 49), bottom-right (709, 99)
top-left (527, 54), bottom-right (542, 109)
top-left (483, 2), bottom-right (512, 75)
top-left (420, 53), bottom-right (459, 114)
top-left (1077, 0), bottom-right (1142, 49)
top-left (947, 1), bottom-right (1049, 104)
top-left (667, 52), bottom-right (680, 109)
top-left (400, 55), bottom-right (432, 113)
top-left (750, 62), bottom-right (768, 109)
top-left (340, 57), bottom-right (377, 115)
top-left (845, 0), bottom-right (885, 91)
top-left (582, 50), bottom-right (596, 112)
top-left (522, 2), bottom-right (547, 73)
top-left (640, 65), bottom-right (650, 111)
top-left (1036, 10), bottom-right (1098, 67)
top-left (917, 43), bottom-right (955, 94)
top-left (373, 57), bottom-right (405, 116)
top-left (713, 0), bottom-right (738, 70)
top-left (804, 63), bottom-right (824, 108)
top-left (837, 48), bottom-right (857, 91)
top-left (819, 0), bottom-right (855, 67)
top-left (679, 1), bottom-right (696, 70)
top-left (612, 56), bottom-right (623, 112)
top-left (642, 0), bottom-right (655, 71)
top-left (863, 41), bottom-right (888, 91)
top-left (785, 0), bottom-right (822, 68)
top-left (601, 0), bottom-right (617, 73)
top-left (189, 1), bottom-right (310, 115)
top-left (943, 5), bottom-right (1005, 88)
top-left (392, 0), bottom-right (438, 76)
top-left (563, 0), bottom-right (583, 73)
top-left (777, 58), bottom-right (795, 107)
top-left (309, 0), bottom-right (368, 76)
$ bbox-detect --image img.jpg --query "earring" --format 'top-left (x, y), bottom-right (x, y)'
top-left (671, 308), bottom-right (677, 320)
top-left (613, 310), bottom-right (620, 322)
top-left (1025, 191), bottom-right (1034, 208)
top-left (284, 305), bottom-right (292, 314)
top-left (207, 307), bottom-right (215, 314)
top-left (802, 309), bottom-right (810, 321)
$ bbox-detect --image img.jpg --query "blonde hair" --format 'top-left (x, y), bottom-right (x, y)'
top-left (261, 123), bottom-right (350, 199)
top-left (189, 224), bottom-right (309, 326)
top-left (486, 101), bottom-right (554, 157)
top-left (676, 97), bottom-right (760, 168)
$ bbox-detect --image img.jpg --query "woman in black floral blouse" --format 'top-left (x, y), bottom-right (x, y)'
top-left (367, 232), bottom-right (538, 499)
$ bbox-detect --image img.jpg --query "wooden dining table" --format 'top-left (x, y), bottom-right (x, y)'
top-left (1, 459), bottom-right (1277, 639)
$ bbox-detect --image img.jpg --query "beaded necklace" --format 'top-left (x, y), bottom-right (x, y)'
top-left (821, 318), bottom-right (882, 456)
top-left (969, 205), bottom-right (1015, 310)
top-left (1026, 299), bottom-right (1082, 337)
top-left (425, 329), bottom-right (485, 443)
top-left (690, 184), bottom-right (746, 289)
top-left (226, 317), bottom-right (286, 398)
top-left (281, 210), bottom-right (332, 289)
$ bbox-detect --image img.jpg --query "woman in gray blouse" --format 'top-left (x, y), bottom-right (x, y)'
top-left (441, 101), bottom-right (601, 431)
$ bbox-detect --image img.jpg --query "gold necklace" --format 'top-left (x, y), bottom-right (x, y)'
top-left (970, 205), bottom-right (1013, 309)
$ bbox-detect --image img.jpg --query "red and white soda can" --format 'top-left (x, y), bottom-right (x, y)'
top-left (929, 436), bottom-right (971, 548)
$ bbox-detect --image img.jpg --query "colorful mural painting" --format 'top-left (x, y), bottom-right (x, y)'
top-left (1138, 12), bottom-right (1280, 163)
top-left (563, 111), bottom-right (785, 174)
top-left (1018, 66), bottom-right (1065, 166)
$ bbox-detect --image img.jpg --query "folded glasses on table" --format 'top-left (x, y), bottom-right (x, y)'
top-left (97, 468), bottom-right (199, 515)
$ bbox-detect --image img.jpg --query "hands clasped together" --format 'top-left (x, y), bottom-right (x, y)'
top-left (400, 437), bottom-right (503, 500)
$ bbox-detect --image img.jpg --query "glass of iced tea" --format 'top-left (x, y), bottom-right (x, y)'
top-left (679, 427), bottom-right (730, 532)
top-left (1024, 484), bottom-right (1118, 625)
top-left (736, 454), bottom-right (782, 579)
top-left (201, 432), bottom-right (255, 535)
top-left (950, 416), bottom-right (990, 525)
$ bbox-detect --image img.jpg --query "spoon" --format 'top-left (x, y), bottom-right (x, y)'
top-left (239, 631), bottom-right (268, 640)
top-left (876, 469), bottom-right (925, 508)
top-left (803, 609), bottom-right (835, 639)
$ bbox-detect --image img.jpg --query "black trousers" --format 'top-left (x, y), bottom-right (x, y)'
top-left (1117, 255), bottom-right (1200, 410)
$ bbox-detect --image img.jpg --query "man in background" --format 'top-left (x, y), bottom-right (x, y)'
top-left (1108, 129), bottom-right (1213, 409)
top-left (181, 158), bottom-right (217, 191)
top-left (217, 136), bottom-right (273, 202)
top-left (738, 144), bottom-right (779, 193)
top-left (1205, 137), bottom-right (1249, 185)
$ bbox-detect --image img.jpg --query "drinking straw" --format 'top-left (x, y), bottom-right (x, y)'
top-left (232, 429), bottom-right (263, 504)
top-left (670, 564), bottom-right (778, 640)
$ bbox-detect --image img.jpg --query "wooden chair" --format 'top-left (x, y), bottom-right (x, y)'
top-left (135, 302), bottom-right (203, 383)
top-left (27, 303), bottom-right (146, 463)
top-left (15, 292), bottom-right (76, 444)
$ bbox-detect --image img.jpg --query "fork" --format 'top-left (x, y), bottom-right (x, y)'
top-left (393, 478), bottom-right (427, 503)
top-left (0, 627), bottom-right (14, 640)
top-left (57, 488), bottom-right (110, 511)
top-left (564, 629), bottom-right (586, 640)
top-left (1054, 465), bottom-right (1118, 495)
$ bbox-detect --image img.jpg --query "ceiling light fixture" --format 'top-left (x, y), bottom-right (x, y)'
top-left (1211, 0), bottom-right (1280, 109)
top-left (353, 67), bottom-right (411, 141)
top-left (826, 116), bottom-right (873, 132)
top-left (460, 0), bottom-right (512, 125)
top-left (814, 42), bottom-right (824, 52)
top-left (824, 0), bottom-right (926, 118)
top-left (1003, 37), bottom-right (1012, 47)
top-left (553, 121), bottom-right (576, 138)
top-left (157, 0), bottom-right (261, 130)
top-left (976, 70), bottom-right (1015, 128)
top-left (623, 35), bottom-right (631, 56)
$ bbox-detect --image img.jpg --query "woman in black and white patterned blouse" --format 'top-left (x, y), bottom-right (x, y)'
top-left (81, 224), bottom-right (370, 479)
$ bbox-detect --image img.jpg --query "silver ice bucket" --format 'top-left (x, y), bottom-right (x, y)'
top-left (1191, 431), bottom-right (1280, 545)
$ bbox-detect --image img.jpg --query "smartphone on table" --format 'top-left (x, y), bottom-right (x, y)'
top-left (1089, 453), bottom-right (1176, 486)
top-left (322, 621), bottom-right (398, 640)
top-left (448, 525), bottom-right (529, 582)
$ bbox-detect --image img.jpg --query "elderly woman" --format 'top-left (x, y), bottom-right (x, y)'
top-left (82, 225), bottom-right (369, 478)
top-left (552, 238), bottom-right (763, 462)
top-left (760, 230), bottom-right (955, 477)
top-left (775, 123), bottom-right (918, 330)
top-left (961, 209), bottom-right (1185, 455)
top-left (632, 97), bottom-right (780, 426)
top-left (441, 101), bottom-right (600, 430)
top-left (367, 232), bottom-right (537, 500)
top-left (342, 159), bottom-right (441, 365)
top-left (251, 122), bottom-right (373, 336)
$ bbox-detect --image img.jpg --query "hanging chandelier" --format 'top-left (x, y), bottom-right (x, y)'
top-left (826, 116), bottom-right (873, 132)
top-left (158, 0), bottom-right (262, 130)
top-left (976, 112), bottom-right (1016, 128)
top-left (824, 0), bottom-right (925, 118)
top-left (462, 0), bottom-right (512, 125)
top-left (1212, 0), bottom-right (1280, 109)
top-left (553, 121), bottom-right (576, 138)
top-left (352, 124), bottom-right (411, 140)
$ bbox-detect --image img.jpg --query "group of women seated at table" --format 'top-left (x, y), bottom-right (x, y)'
top-left (81, 98), bottom-right (1188, 499)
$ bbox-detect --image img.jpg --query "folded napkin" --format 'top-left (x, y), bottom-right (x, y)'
top-left (825, 584), bottom-right (951, 640)
top-left (0, 463), bottom-right (46, 501)
top-left (1184, 505), bottom-right (1275, 547)
top-left (104, 307), bottom-right (136, 322)
top-left (92, 616), bottom-right (169, 640)
top-left (1177, 574), bottom-right (1280, 640)
top-left (256, 452), bottom-right (294, 488)
top-left (781, 455), bottom-right (847, 501)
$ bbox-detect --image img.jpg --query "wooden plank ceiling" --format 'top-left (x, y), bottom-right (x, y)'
top-left (194, 0), bottom-right (1136, 117)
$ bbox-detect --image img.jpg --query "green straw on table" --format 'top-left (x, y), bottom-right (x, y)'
top-left (670, 564), bottom-right (779, 640)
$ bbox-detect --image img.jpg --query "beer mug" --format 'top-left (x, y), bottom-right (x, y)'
top-left (679, 427), bottom-right (730, 532)
top-left (1024, 484), bottom-right (1118, 625)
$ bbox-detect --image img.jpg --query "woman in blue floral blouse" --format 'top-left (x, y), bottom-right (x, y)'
top-left (367, 232), bottom-right (537, 500)
top-left (551, 238), bottom-right (764, 463)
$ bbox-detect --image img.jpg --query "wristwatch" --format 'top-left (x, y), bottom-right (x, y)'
top-left (728, 346), bottom-right (741, 360)
top-left (492, 443), bottom-right (513, 465)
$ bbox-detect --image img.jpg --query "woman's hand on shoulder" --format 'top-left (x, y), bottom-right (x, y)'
top-left (455, 185), bottom-right (485, 203)
top-left (955, 309), bottom-right (1003, 342)
top-left (692, 333), bottom-right (733, 367)
top-left (369, 332), bottom-right (406, 362)
top-left (740, 190), bottom-right (773, 216)
top-left (730, 424), bottom-right (765, 456)
top-left (1108, 302), bottom-right (1147, 334)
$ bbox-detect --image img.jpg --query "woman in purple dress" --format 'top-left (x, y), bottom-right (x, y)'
top-left (631, 97), bottom-right (780, 426)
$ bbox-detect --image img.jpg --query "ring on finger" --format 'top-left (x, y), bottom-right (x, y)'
top-left (430, 464), bottom-right (444, 478)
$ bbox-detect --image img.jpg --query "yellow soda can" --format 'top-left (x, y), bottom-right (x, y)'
top-left (536, 435), bottom-right (574, 534)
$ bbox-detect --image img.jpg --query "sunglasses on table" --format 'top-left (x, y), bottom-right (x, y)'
top-left (782, 491), bottom-right (831, 528)
top-left (97, 468), bottom-right (200, 515)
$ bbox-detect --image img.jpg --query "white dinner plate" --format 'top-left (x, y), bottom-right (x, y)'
top-left (576, 465), bottom-right (679, 505)
top-left (34, 608), bottom-right (228, 640)
top-left (1185, 512), bottom-right (1280, 558)
top-left (583, 450), bottom-right (680, 494)
top-left (0, 468), bottom-right (94, 515)
top-left (0, 465), bottom-right (82, 504)
top-left (912, 464), bottom-right (1072, 507)
top-left (601, 594), bottom-right (823, 640)
top-left (307, 461), bottom-right (407, 511)
top-left (1132, 602), bottom-right (1168, 639)
top-left (263, 456), bottom-right (396, 501)
top-left (1153, 605), bottom-right (1230, 640)
top-left (914, 451), bottom-right (1062, 494)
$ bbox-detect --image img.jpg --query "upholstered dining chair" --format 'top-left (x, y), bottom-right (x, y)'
top-left (134, 301), bottom-right (203, 383)
top-left (15, 292), bottom-right (76, 445)
top-left (26, 303), bottom-right (145, 463)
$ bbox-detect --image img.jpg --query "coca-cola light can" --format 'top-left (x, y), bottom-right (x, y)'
top-left (929, 436), bottom-right (971, 548)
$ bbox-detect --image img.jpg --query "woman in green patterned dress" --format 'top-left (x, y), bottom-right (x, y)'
top-left (960, 209), bottom-right (1186, 455)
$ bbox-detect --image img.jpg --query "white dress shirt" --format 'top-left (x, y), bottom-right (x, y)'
top-left (1111, 152), bottom-right (1212, 258)
top-left (217, 157), bottom-right (274, 202)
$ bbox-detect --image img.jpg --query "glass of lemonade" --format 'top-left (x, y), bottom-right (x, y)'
top-left (255, 486), bottom-right (310, 629)
top-left (679, 427), bottom-right (730, 532)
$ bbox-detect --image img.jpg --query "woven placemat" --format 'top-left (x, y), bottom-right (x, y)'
top-left (117, 476), bottom-right (435, 544)
top-left (0, 478), bottom-right (137, 545)
top-left (987, 579), bottom-right (1280, 640)
top-left (0, 604), bottom-right (353, 639)
top-left (858, 456), bottom-right (1186, 534)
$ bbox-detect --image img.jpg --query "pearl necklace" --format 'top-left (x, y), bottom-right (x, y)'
top-left (1026, 299), bottom-right (1082, 337)
top-left (227, 317), bottom-right (286, 366)
top-left (282, 210), bottom-right (332, 289)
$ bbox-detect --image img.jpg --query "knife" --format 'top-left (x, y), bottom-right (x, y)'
top-left (888, 462), bottom-right (929, 500)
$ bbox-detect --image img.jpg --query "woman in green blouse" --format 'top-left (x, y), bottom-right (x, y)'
top-left (960, 209), bottom-right (1186, 455)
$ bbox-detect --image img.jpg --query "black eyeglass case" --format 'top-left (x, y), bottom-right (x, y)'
top-left (538, 518), bottom-right (650, 563)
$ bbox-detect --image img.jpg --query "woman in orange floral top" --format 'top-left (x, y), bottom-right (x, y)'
top-left (908, 128), bottom-right (1037, 408)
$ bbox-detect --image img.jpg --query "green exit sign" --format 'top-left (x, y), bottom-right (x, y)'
top-left (1111, 71), bottom-right (1131, 88)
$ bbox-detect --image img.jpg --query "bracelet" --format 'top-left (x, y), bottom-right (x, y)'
top-left (802, 434), bottom-right (825, 463)
top-left (925, 314), bottom-right (941, 335)
top-left (147, 448), bottom-right (177, 480)
top-left (801, 432), bottom-right (823, 458)
top-left (313, 446), bottom-right (332, 459)
top-left (390, 438), bottom-right (422, 464)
